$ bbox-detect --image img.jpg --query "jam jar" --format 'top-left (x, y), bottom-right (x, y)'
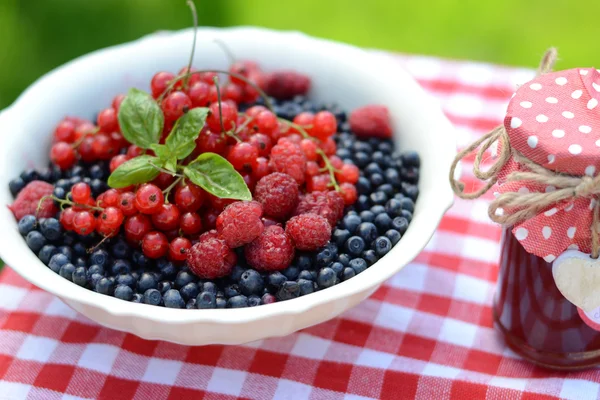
top-left (494, 228), bottom-right (600, 369)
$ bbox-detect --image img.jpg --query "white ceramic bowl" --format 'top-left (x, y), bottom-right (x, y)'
top-left (0, 27), bottom-right (454, 345)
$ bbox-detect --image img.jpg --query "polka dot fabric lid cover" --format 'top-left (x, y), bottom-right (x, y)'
top-left (499, 67), bottom-right (600, 261)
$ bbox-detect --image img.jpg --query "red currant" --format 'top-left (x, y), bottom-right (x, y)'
top-left (151, 203), bottom-right (181, 231)
top-left (74, 121), bottom-right (96, 142)
top-left (336, 164), bottom-right (360, 184)
top-left (73, 211), bottom-right (96, 235)
top-left (286, 134), bottom-right (302, 144)
top-left (229, 60), bottom-right (260, 85)
top-left (109, 154), bottom-right (129, 172)
top-left (307, 174), bottom-right (331, 192)
top-left (77, 136), bottom-right (95, 162)
top-left (97, 189), bottom-right (120, 208)
top-left (126, 145), bottom-right (144, 158)
top-left (134, 184), bottom-right (164, 214)
top-left (118, 192), bottom-right (137, 216)
top-left (180, 212), bottom-right (202, 235)
top-left (110, 132), bottom-right (128, 150)
top-left (209, 195), bottom-right (236, 211)
top-left (175, 66), bottom-right (198, 89)
top-left (241, 70), bottom-right (263, 103)
top-left (320, 137), bottom-right (337, 155)
top-left (54, 120), bottom-right (76, 143)
top-left (71, 182), bottom-right (92, 204)
top-left (206, 101), bottom-right (237, 133)
top-left (311, 111), bottom-right (337, 140)
top-left (255, 110), bottom-right (278, 135)
top-left (245, 105), bottom-right (267, 118)
top-left (174, 183), bottom-right (205, 212)
top-left (196, 130), bottom-right (227, 155)
top-left (112, 94), bottom-right (126, 112)
top-left (59, 207), bottom-right (76, 231)
top-left (92, 133), bottom-right (116, 160)
top-left (300, 138), bottom-right (318, 161)
top-left (227, 142), bottom-right (259, 172)
top-left (142, 231), bottom-right (169, 258)
top-left (162, 91), bottom-right (192, 122)
top-left (168, 237), bottom-right (192, 262)
top-left (97, 207), bottom-right (124, 237)
top-left (50, 142), bottom-right (76, 170)
top-left (152, 172), bottom-right (175, 190)
top-left (305, 161), bottom-right (320, 178)
top-left (339, 183), bottom-right (358, 205)
top-left (202, 208), bottom-right (220, 230)
top-left (187, 81), bottom-right (210, 107)
top-left (293, 112), bottom-right (314, 134)
top-left (248, 133), bottom-right (272, 158)
top-left (222, 83), bottom-right (243, 104)
top-left (252, 157), bottom-right (270, 181)
top-left (97, 108), bottom-right (119, 133)
top-left (198, 71), bottom-right (217, 84)
top-left (124, 214), bottom-right (153, 243)
top-left (328, 155), bottom-right (344, 170)
top-left (151, 71), bottom-right (175, 98)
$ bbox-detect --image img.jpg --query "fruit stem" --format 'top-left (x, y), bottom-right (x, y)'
top-left (183, 0), bottom-right (198, 90)
top-left (162, 175), bottom-right (184, 202)
top-left (149, 162), bottom-right (184, 177)
top-left (234, 113), bottom-right (255, 134)
top-left (277, 118), bottom-right (312, 139)
top-left (158, 69), bottom-right (274, 112)
top-left (316, 148), bottom-right (340, 191)
top-left (71, 127), bottom-right (99, 148)
top-left (213, 39), bottom-right (236, 65)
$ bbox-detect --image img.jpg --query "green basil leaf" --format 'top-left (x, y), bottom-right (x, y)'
top-left (118, 88), bottom-right (164, 149)
top-left (183, 153), bottom-right (251, 200)
top-left (166, 108), bottom-right (208, 159)
top-left (150, 143), bottom-right (172, 161)
top-left (164, 157), bottom-right (178, 173)
top-left (107, 155), bottom-right (161, 188)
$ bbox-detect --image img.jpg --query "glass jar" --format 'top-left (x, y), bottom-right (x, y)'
top-left (494, 228), bottom-right (600, 369)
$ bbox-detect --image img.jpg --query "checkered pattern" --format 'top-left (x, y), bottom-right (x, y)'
top-left (1, 54), bottom-right (600, 400)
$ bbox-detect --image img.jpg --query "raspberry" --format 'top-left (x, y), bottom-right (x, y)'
top-left (216, 201), bottom-right (264, 248)
top-left (262, 70), bottom-right (311, 100)
top-left (348, 105), bottom-right (392, 139)
top-left (9, 181), bottom-right (57, 220)
top-left (187, 231), bottom-right (237, 279)
top-left (285, 214), bottom-right (331, 251)
top-left (245, 225), bottom-right (295, 272)
top-left (268, 139), bottom-right (306, 184)
top-left (294, 190), bottom-right (344, 228)
top-left (254, 173), bottom-right (299, 220)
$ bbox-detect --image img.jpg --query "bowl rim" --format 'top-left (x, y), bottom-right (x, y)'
top-left (0, 26), bottom-right (455, 325)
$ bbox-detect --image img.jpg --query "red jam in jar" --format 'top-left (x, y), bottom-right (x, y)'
top-left (494, 228), bottom-right (600, 369)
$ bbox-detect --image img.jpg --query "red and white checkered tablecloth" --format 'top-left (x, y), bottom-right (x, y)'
top-left (1, 53), bottom-right (600, 400)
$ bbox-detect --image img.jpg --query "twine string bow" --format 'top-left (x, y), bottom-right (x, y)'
top-left (449, 48), bottom-right (600, 259)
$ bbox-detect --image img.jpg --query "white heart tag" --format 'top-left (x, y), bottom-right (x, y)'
top-left (552, 250), bottom-right (600, 312)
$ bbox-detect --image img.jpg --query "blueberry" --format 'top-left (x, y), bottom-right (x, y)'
top-left (357, 222), bottom-right (378, 242)
top-left (90, 179), bottom-right (106, 197)
top-left (317, 268), bottom-right (337, 288)
top-left (180, 282), bottom-right (200, 301)
top-left (89, 249), bottom-right (110, 268)
top-left (38, 245), bottom-right (57, 264)
top-left (391, 217), bottom-right (409, 234)
top-left (156, 259), bottom-right (175, 278)
top-left (365, 163), bottom-right (382, 176)
top-left (370, 191), bottom-right (388, 206)
top-left (239, 269), bottom-right (264, 296)
top-left (56, 179), bottom-right (71, 191)
top-left (88, 164), bottom-right (105, 180)
top-left (110, 238), bottom-right (131, 260)
top-left (385, 199), bottom-right (403, 217)
top-left (384, 169), bottom-right (401, 186)
top-left (298, 270), bottom-right (314, 281)
top-left (116, 274), bottom-right (136, 288)
top-left (62, 232), bottom-right (77, 246)
top-left (73, 242), bottom-right (87, 257)
top-left (230, 265), bottom-right (245, 281)
top-left (372, 151), bottom-right (385, 165)
top-left (158, 280), bottom-right (172, 294)
top-left (401, 151), bottom-right (420, 168)
top-left (69, 176), bottom-right (82, 186)
top-left (111, 259), bottom-right (131, 275)
top-left (315, 245), bottom-right (337, 268)
top-left (374, 213), bottom-right (392, 232)
top-left (372, 236), bottom-right (393, 257)
top-left (26, 231), bottom-right (46, 253)
top-left (87, 264), bottom-right (105, 277)
top-left (296, 254), bottom-right (312, 270)
top-left (89, 273), bottom-right (104, 288)
top-left (132, 293), bottom-right (143, 303)
top-left (137, 272), bottom-right (158, 293)
top-left (400, 197), bottom-right (415, 213)
top-left (337, 253), bottom-right (351, 267)
top-left (52, 187), bottom-right (66, 203)
top-left (203, 282), bottom-right (217, 294)
top-left (378, 141), bottom-right (393, 154)
top-left (385, 229), bottom-right (401, 245)
top-left (277, 281), bottom-right (300, 301)
top-left (356, 195), bottom-right (370, 211)
top-left (342, 267), bottom-right (356, 281)
top-left (133, 251), bottom-right (153, 269)
top-left (336, 148), bottom-right (351, 159)
top-left (298, 279), bottom-right (315, 295)
top-left (359, 211), bottom-right (375, 223)
top-left (175, 271), bottom-right (195, 288)
top-left (369, 173), bottom-right (384, 187)
top-left (68, 165), bottom-right (85, 178)
top-left (163, 289), bottom-right (185, 308)
top-left (96, 277), bottom-right (115, 295)
top-left (114, 285), bottom-right (133, 301)
top-left (342, 214), bottom-right (361, 233)
top-left (216, 297), bottom-right (227, 309)
top-left (370, 205), bottom-right (386, 215)
top-left (224, 284), bottom-right (241, 298)
top-left (282, 265), bottom-right (299, 280)
top-left (354, 152), bottom-right (370, 168)
top-left (401, 209), bottom-right (413, 223)
top-left (330, 262), bottom-right (344, 276)
top-left (40, 218), bottom-right (62, 241)
top-left (401, 183), bottom-right (419, 201)
top-left (197, 291), bottom-right (217, 309)
top-left (349, 258), bottom-right (368, 274)
top-left (9, 177), bottom-right (25, 197)
top-left (73, 267), bottom-right (87, 287)
top-left (186, 299), bottom-right (197, 309)
top-left (58, 263), bottom-right (76, 281)
top-left (227, 295), bottom-right (249, 308)
top-left (362, 250), bottom-right (378, 266)
top-left (356, 177), bottom-right (372, 195)
top-left (143, 289), bottom-right (162, 305)
top-left (73, 257), bottom-right (87, 268)
top-left (20, 169), bottom-right (39, 183)
top-left (18, 215), bottom-right (37, 236)
top-left (248, 295), bottom-right (261, 307)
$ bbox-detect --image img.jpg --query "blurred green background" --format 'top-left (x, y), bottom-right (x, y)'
top-left (1, 0), bottom-right (599, 109)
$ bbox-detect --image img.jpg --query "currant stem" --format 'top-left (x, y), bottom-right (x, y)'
top-left (71, 127), bottom-right (99, 148)
top-left (316, 148), bottom-right (340, 191)
top-left (212, 76), bottom-right (226, 134)
top-left (163, 176), bottom-right (184, 202)
top-left (183, 0), bottom-right (198, 90)
top-left (278, 118), bottom-right (311, 139)
top-left (149, 162), bottom-right (184, 177)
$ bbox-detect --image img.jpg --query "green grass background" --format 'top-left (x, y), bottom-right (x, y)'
top-left (1, 0), bottom-right (600, 109)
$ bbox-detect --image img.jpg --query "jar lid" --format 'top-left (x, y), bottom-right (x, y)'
top-left (504, 68), bottom-right (600, 176)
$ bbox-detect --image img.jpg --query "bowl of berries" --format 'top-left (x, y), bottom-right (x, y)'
top-left (0, 19), bottom-right (454, 345)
